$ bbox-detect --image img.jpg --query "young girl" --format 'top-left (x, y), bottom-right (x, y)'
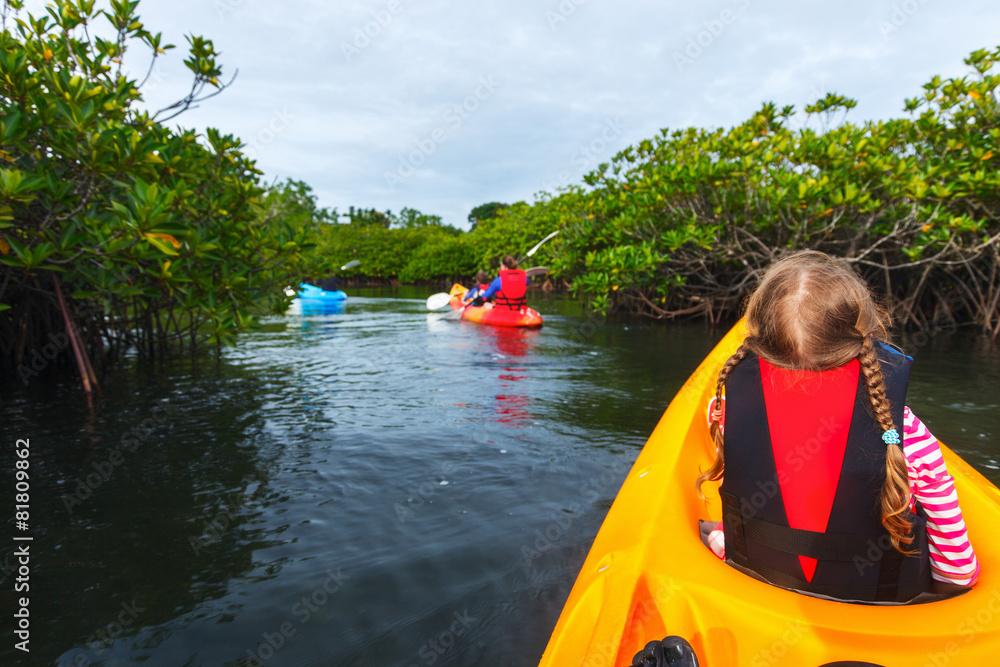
top-left (462, 270), bottom-right (492, 305)
top-left (698, 251), bottom-right (978, 603)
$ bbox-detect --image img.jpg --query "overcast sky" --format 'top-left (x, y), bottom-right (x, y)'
top-left (29, 0), bottom-right (1000, 228)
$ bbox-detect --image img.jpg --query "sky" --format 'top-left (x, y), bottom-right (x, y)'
top-left (24, 0), bottom-right (1000, 229)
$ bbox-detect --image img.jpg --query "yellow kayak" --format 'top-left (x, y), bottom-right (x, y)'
top-left (539, 321), bottom-right (1000, 666)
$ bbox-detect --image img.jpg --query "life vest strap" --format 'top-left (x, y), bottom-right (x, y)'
top-left (723, 490), bottom-right (929, 602)
top-left (494, 293), bottom-right (526, 309)
top-left (731, 508), bottom-right (901, 562)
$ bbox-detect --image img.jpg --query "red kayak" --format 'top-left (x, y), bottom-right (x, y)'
top-left (448, 284), bottom-right (543, 328)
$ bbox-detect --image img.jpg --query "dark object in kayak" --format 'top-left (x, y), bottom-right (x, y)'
top-left (319, 275), bottom-right (341, 291)
top-left (632, 636), bottom-right (700, 666)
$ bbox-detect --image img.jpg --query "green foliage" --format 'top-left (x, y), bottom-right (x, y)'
top-left (347, 206), bottom-right (391, 228)
top-left (467, 201), bottom-right (507, 230)
top-left (302, 198), bottom-right (564, 285)
top-left (517, 45), bottom-right (1000, 327)
top-left (392, 207), bottom-right (451, 230)
top-left (0, 0), bottom-right (311, 364)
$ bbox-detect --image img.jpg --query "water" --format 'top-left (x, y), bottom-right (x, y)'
top-left (1, 288), bottom-right (998, 666)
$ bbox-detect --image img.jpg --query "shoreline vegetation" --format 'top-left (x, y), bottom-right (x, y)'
top-left (305, 47), bottom-right (1000, 338)
top-left (2, 1), bottom-right (999, 391)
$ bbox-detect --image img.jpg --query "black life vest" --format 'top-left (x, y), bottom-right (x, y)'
top-left (719, 343), bottom-right (932, 603)
top-left (495, 270), bottom-right (527, 310)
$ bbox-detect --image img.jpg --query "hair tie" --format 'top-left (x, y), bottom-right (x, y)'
top-left (882, 429), bottom-right (900, 446)
top-left (711, 408), bottom-right (723, 423)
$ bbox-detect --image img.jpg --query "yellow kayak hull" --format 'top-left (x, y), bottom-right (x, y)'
top-left (540, 321), bottom-right (1000, 666)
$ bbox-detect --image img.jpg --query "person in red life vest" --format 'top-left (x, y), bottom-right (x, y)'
top-left (697, 251), bottom-right (978, 604)
top-left (479, 255), bottom-right (529, 310)
top-left (462, 270), bottom-right (491, 306)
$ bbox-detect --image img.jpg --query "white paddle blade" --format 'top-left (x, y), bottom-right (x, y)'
top-left (524, 266), bottom-right (548, 278)
top-left (340, 260), bottom-right (360, 270)
top-left (426, 293), bottom-right (453, 310)
top-left (524, 230), bottom-right (559, 259)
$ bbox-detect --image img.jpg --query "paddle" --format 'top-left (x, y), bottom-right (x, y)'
top-left (286, 260), bottom-right (359, 298)
top-left (426, 292), bottom-right (453, 310)
top-left (424, 234), bottom-right (555, 311)
top-left (427, 268), bottom-right (548, 310)
top-left (516, 231), bottom-right (559, 265)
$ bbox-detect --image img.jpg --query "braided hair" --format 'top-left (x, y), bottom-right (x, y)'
top-left (696, 343), bottom-right (750, 495)
top-left (696, 251), bottom-right (914, 553)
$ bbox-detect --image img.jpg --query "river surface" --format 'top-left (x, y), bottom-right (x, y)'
top-left (1, 287), bottom-right (998, 666)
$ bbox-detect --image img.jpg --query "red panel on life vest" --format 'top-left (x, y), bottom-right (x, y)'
top-left (759, 359), bottom-right (859, 582)
top-left (497, 270), bottom-right (527, 308)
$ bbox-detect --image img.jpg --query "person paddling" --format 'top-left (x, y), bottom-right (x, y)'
top-left (697, 251), bottom-right (978, 603)
top-left (318, 274), bottom-right (340, 292)
top-left (479, 255), bottom-right (529, 310)
top-left (462, 270), bottom-right (491, 306)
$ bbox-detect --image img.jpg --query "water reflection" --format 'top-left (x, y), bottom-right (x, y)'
top-left (485, 326), bottom-right (540, 428)
top-left (0, 360), bottom-right (292, 666)
top-left (6, 287), bottom-right (996, 667)
top-left (289, 297), bottom-right (346, 317)
top-left (286, 298), bottom-right (345, 343)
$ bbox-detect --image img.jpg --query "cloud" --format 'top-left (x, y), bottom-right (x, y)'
top-left (17, 0), bottom-right (1000, 228)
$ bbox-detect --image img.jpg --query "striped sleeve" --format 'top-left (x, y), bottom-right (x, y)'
top-left (903, 407), bottom-right (980, 587)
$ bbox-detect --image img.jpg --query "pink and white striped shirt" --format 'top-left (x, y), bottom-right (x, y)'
top-left (902, 407), bottom-right (979, 586)
top-left (705, 402), bottom-right (979, 587)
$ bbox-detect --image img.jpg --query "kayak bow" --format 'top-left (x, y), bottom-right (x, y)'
top-left (539, 320), bottom-right (1000, 666)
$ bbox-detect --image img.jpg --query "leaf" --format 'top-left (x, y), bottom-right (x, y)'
top-left (144, 233), bottom-right (180, 255)
top-left (145, 232), bottom-right (181, 249)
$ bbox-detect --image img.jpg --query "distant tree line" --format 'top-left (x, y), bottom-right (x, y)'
top-left (300, 46), bottom-right (1000, 335)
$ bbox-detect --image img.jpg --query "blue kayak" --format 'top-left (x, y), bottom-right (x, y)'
top-left (297, 283), bottom-right (347, 300)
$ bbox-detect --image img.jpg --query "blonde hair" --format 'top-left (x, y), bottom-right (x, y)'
top-left (697, 251), bottom-right (914, 553)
